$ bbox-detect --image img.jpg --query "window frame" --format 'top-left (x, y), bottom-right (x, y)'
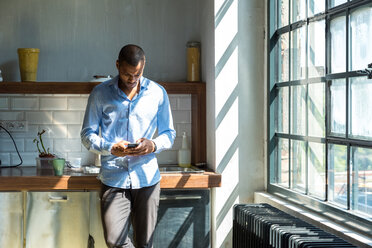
top-left (267, 0), bottom-right (372, 237)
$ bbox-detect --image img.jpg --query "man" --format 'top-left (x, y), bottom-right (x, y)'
top-left (81, 44), bottom-right (176, 248)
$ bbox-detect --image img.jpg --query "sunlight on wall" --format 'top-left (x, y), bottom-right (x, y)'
top-left (215, 0), bottom-right (238, 66)
top-left (215, 149), bottom-right (239, 247)
top-left (214, 0), bottom-right (239, 246)
top-left (215, 47), bottom-right (238, 116)
top-left (216, 99), bottom-right (238, 166)
top-left (214, 0), bottom-right (226, 16)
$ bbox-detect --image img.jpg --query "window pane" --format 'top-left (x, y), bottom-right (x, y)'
top-left (291, 0), bottom-right (306, 23)
top-left (350, 77), bottom-right (372, 140)
top-left (308, 20), bottom-right (325, 78)
top-left (291, 26), bottom-right (306, 80)
top-left (308, 142), bottom-right (325, 199)
top-left (330, 15), bottom-right (346, 73)
top-left (291, 85), bottom-right (306, 135)
top-left (308, 83), bottom-right (325, 137)
top-left (328, 144), bottom-right (347, 208)
top-left (328, 0), bottom-right (347, 9)
top-left (291, 140), bottom-right (306, 193)
top-left (278, 33), bottom-right (290, 82)
top-left (277, 138), bottom-right (290, 187)
top-left (329, 79), bottom-right (346, 136)
top-left (277, 87), bottom-right (289, 133)
top-left (279, 0), bottom-right (289, 28)
top-left (351, 147), bottom-right (372, 216)
top-left (270, 0), bottom-right (277, 36)
top-left (308, 0), bottom-right (325, 17)
top-left (349, 4), bottom-right (372, 71)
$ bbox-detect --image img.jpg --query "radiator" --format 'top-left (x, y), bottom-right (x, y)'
top-left (233, 203), bottom-right (357, 248)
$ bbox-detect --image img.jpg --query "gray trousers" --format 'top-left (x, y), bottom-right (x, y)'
top-left (100, 182), bottom-right (160, 248)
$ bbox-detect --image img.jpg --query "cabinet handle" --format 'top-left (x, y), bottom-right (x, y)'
top-left (48, 195), bottom-right (69, 202)
top-left (160, 195), bottom-right (202, 201)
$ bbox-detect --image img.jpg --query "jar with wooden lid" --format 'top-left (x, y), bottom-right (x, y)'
top-left (186, 41), bottom-right (200, 81)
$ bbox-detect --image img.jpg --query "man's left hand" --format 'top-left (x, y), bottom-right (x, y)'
top-left (126, 138), bottom-right (156, 156)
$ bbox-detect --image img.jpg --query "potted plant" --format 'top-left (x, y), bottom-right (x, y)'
top-left (34, 129), bottom-right (55, 171)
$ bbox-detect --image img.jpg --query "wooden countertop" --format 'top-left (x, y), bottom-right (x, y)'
top-left (0, 167), bottom-right (221, 191)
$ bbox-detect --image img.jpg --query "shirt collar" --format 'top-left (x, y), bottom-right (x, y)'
top-left (110, 75), bottom-right (149, 99)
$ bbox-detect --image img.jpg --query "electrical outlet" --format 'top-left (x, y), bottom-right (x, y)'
top-left (0, 120), bottom-right (28, 132)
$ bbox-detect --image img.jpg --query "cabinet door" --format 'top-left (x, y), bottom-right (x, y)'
top-left (0, 192), bottom-right (23, 248)
top-left (89, 191), bottom-right (106, 248)
top-left (154, 189), bottom-right (210, 248)
top-left (26, 192), bottom-right (90, 248)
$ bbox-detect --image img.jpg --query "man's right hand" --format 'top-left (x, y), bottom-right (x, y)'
top-left (111, 140), bottom-right (130, 157)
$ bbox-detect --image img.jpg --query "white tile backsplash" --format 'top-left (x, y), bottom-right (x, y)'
top-left (172, 110), bottom-right (191, 124)
top-left (68, 125), bottom-right (82, 138)
top-left (0, 153), bottom-right (11, 166)
top-left (172, 136), bottom-right (183, 150)
top-left (40, 97), bottom-right (67, 110)
top-left (25, 138), bottom-right (53, 153)
top-left (54, 138), bottom-right (82, 152)
top-left (0, 111), bottom-right (24, 120)
top-left (176, 123), bottom-right (192, 138)
top-left (0, 94), bottom-right (191, 166)
top-left (26, 111), bottom-right (53, 124)
top-left (0, 138), bottom-right (24, 152)
top-left (11, 97), bottom-right (39, 110)
top-left (11, 152), bottom-right (38, 166)
top-left (39, 125), bottom-right (68, 138)
top-left (169, 96), bottom-right (178, 110)
top-left (177, 96), bottom-right (191, 110)
top-left (156, 150), bottom-right (178, 165)
top-left (0, 97), bottom-right (9, 110)
top-left (53, 111), bottom-right (82, 124)
top-left (68, 97), bottom-right (88, 110)
top-left (2, 124), bottom-right (38, 138)
top-left (67, 151), bottom-right (95, 166)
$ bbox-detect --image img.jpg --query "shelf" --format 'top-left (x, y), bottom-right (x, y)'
top-left (0, 81), bottom-right (205, 95)
top-left (0, 81), bottom-right (206, 164)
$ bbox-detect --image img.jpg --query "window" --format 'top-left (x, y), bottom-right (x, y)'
top-left (268, 0), bottom-right (372, 234)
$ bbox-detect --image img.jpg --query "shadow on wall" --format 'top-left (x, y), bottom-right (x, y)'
top-left (213, 0), bottom-right (265, 246)
top-left (0, 60), bottom-right (18, 81)
top-left (214, 0), bottom-right (240, 246)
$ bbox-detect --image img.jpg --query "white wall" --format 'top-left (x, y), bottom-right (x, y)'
top-left (206, 0), bottom-right (266, 247)
top-left (0, 0), bottom-right (202, 82)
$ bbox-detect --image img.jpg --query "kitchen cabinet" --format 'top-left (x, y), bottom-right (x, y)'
top-left (155, 189), bottom-right (210, 248)
top-left (89, 191), bottom-right (107, 248)
top-left (0, 188), bottom-right (211, 247)
top-left (89, 189), bottom-right (210, 248)
top-left (25, 192), bottom-right (90, 248)
top-left (0, 192), bottom-right (23, 248)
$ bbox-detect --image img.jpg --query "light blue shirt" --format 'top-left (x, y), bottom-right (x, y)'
top-left (81, 76), bottom-right (176, 189)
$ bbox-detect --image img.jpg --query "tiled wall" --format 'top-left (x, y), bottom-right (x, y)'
top-left (0, 94), bottom-right (191, 166)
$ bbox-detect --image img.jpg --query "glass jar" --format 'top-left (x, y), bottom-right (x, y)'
top-left (186, 41), bottom-right (201, 82)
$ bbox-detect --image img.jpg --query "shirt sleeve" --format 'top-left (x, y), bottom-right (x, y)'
top-left (152, 88), bottom-right (176, 153)
top-left (80, 88), bottom-right (114, 155)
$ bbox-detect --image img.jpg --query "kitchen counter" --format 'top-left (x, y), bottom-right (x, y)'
top-left (0, 166), bottom-right (221, 191)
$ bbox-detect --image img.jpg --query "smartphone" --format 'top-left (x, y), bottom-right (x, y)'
top-left (127, 143), bottom-right (139, 148)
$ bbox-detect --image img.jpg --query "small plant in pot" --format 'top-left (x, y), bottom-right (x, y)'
top-left (34, 129), bottom-right (55, 170)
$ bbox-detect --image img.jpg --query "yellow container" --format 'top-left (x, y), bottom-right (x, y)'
top-left (186, 41), bottom-right (200, 82)
top-left (17, 48), bottom-right (40, 82)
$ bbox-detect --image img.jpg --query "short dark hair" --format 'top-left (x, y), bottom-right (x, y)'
top-left (118, 44), bottom-right (145, 66)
